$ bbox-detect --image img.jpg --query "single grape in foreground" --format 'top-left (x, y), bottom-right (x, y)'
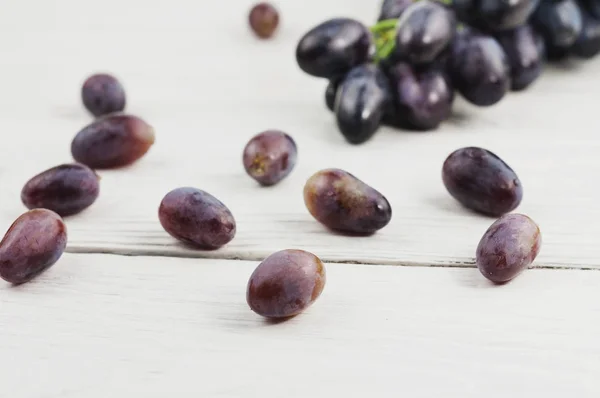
top-left (81, 73), bottom-right (126, 118)
top-left (476, 214), bottom-right (541, 283)
top-left (304, 169), bottom-right (392, 235)
top-left (442, 147), bottom-right (523, 217)
top-left (0, 209), bottom-right (67, 285)
top-left (158, 187), bottom-right (236, 250)
top-left (71, 114), bottom-right (155, 169)
top-left (296, 18), bottom-right (372, 79)
top-left (249, 2), bottom-right (279, 39)
top-left (243, 130), bottom-right (297, 186)
top-left (247, 249), bottom-right (326, 319)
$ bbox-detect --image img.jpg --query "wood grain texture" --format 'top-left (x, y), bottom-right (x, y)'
top-left (0, 254), bottom-right (598, 397)
top-left (0, 0), bottom-right (598, 269)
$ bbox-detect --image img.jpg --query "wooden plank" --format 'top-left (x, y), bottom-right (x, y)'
top-left (0, 0), bottom-right (598, 268)
top-left (0, 254), bottom-right (598, 397)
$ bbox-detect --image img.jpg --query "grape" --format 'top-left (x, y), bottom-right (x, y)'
top-left (81, 74), bottom-right (126, 118)
top-left (532, 0), bottom-right (583, 51)
top-left (21, 163), bottom-right (100, 217)
top-left (476, 214), bottom-right (541, 283)
top-left (496, 25), bottom-right (545, 91)
top-left (386, 62), bottom-right (454, 130)
top-left (304, 168), bottom-right (392, 234)
top-left (325, 79), bottom-right (341, 111)
top-left (71, 114), bottom-right (155, 169)
top-left (395, 0), bottom-right (456, 65)
top-left (0, 209), bottom-right (67, 285)
top-left (453, 0), bottom-right (540, 32)
top-left (378, 0), bottom-right (414, 21)
top-left (580, 0), bottom-right (600, 18)
top-left (158, 187), bottom-right (236, 250)
top-left (248, 2), bottom-right (279, 39)
top-left (449, 29), bottom-right (510, 106)
top-left (296, 18), bottom-right (372, 79)
top-left (335, 64), bottom-right (391, 144)
top-left (246, 249), bottom-right (326, 319)
top-left (442, 147), bottom-right (523, 217)
top-left (572, 7), bottom-right (600, 58)
top-left (242, 130), bottom-right (297, 186)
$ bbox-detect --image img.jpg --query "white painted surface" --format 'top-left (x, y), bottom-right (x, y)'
top-left (1, 254), bottom-right (599, 398)
top-left (0, 0), bottom-right (599, 396)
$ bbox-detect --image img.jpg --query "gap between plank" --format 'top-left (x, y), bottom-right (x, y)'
top-left (65, 246), bottom-right (600, 271)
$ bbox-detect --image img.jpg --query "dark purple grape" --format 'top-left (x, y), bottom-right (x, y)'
top-left (304, 168), bottom-right (392, 234)
top-left (296, 18), bottom-right (372, 79)
top-left (532, 0), bottom-right (583, 51)
top-left (580, 0), bottom-right (600, 18)
top-left (572, 7), bottom-right (600, 58)
top-left (442, 147), bottom-right (523, 217)
top-left (0, 209), bottom-right (67, 285)
top-left (378, 0), bottom-right (414, 20)
top-left (158, 187), bottom-right (236, 250)
top-left (496, 25), bottom-right (545, 91)
top-left (386, 62), bottom-right (454, 130)
top-left (246, 249), bottom-right (326, 319)
top-left (71, 114), bottom-right (155, 169)
top-left (242, 130), bottom-right (297, 186)
top-left (249, 2), bottom-right (279, 39)
top-left (335, 64), bottom-right (391, 144)
top-left (21, 163), bottom-right (100, 217)
top-left (395, 0), bottom-right (456, 65)
top-left (81, 74), bottom-right (126, 118)
top-left (449, 29), bottom-right (510, 106)
top-left (453, 0), bottom-right (540, 32)
top-left (325, 79), bottom-right (341, 111)
top-left (476, 214), bottom-right (541, 283)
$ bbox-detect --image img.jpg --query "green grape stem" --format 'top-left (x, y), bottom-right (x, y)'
top-left (369, 19), bottom-right (398, 63)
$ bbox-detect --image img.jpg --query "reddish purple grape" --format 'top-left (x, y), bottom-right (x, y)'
top-left (158, 187), bottom-right (236, 250)
top-left (476, 214), bottom-right (541, 283)
top-left (442, 147), bottom-right (523, 217)
top-left (0, 209), bottom-right (67, 285)
top-left (21, 163), bottom-right (100, 217)
top-left (304, 169), bottom-right (392, 235)
top-left (71, 114), bottom-right (155, 169)
top-left (242, 130), bottom-right (297, 186)
top-left (81, 73), bottom-right (126, 117)
top-left (249, 2), bottom-right (279, 39)
top-left (247, 249), bottom-right (326, 319)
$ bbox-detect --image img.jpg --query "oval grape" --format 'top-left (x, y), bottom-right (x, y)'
top-left (249, 2), bottom-right (279, 39)
top-left (242, 130), bottom-right (297, 186)
top-left (81, 73), bottom-right (126, 118)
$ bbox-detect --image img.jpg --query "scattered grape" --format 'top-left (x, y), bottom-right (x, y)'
top-left (449, 29), bottom-right (510, 106)
top-left (453, 0), bottom-right (540, 32)
top-left (386, 62), bottom-right (454, 130)
top-left (378, 0), bottom-right (414, 21)
top-left (81, 73), bottom-right (126, 118)
top-left (304, 168), bottom-right (392, 234)
top-left (335, 64), bottom-right (391, 144)
top-left (242, 130), bottom-right (297, 186)
top-left (246, 249), bottom-right (326, 319)
top-left (71, 114), bottom-right (155, 169)
top-left (158, 187), bottom-right (236, 250)
top-left (442, 147), bottom-right (523, 217)
top-left (476, 214), bottom-right (541, 283)
top-left (249, 2), bottom-right (279, 39)
top-left (496, 24), bottom-right (545, 91)
top-left (296, 18), bottom-right (372, 79)
top-left (21, 163), bottom-right (100, 217)
top-left (395, 0), bottom-right (456, 65)
top-left (0, 209), bottom-right (67, 285)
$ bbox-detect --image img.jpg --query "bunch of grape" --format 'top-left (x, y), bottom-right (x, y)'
top-left (295, 0), bottom-right (600, 144)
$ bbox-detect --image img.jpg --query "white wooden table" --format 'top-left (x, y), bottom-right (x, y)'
top-left (1, 1), bottom-right (599, 396)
